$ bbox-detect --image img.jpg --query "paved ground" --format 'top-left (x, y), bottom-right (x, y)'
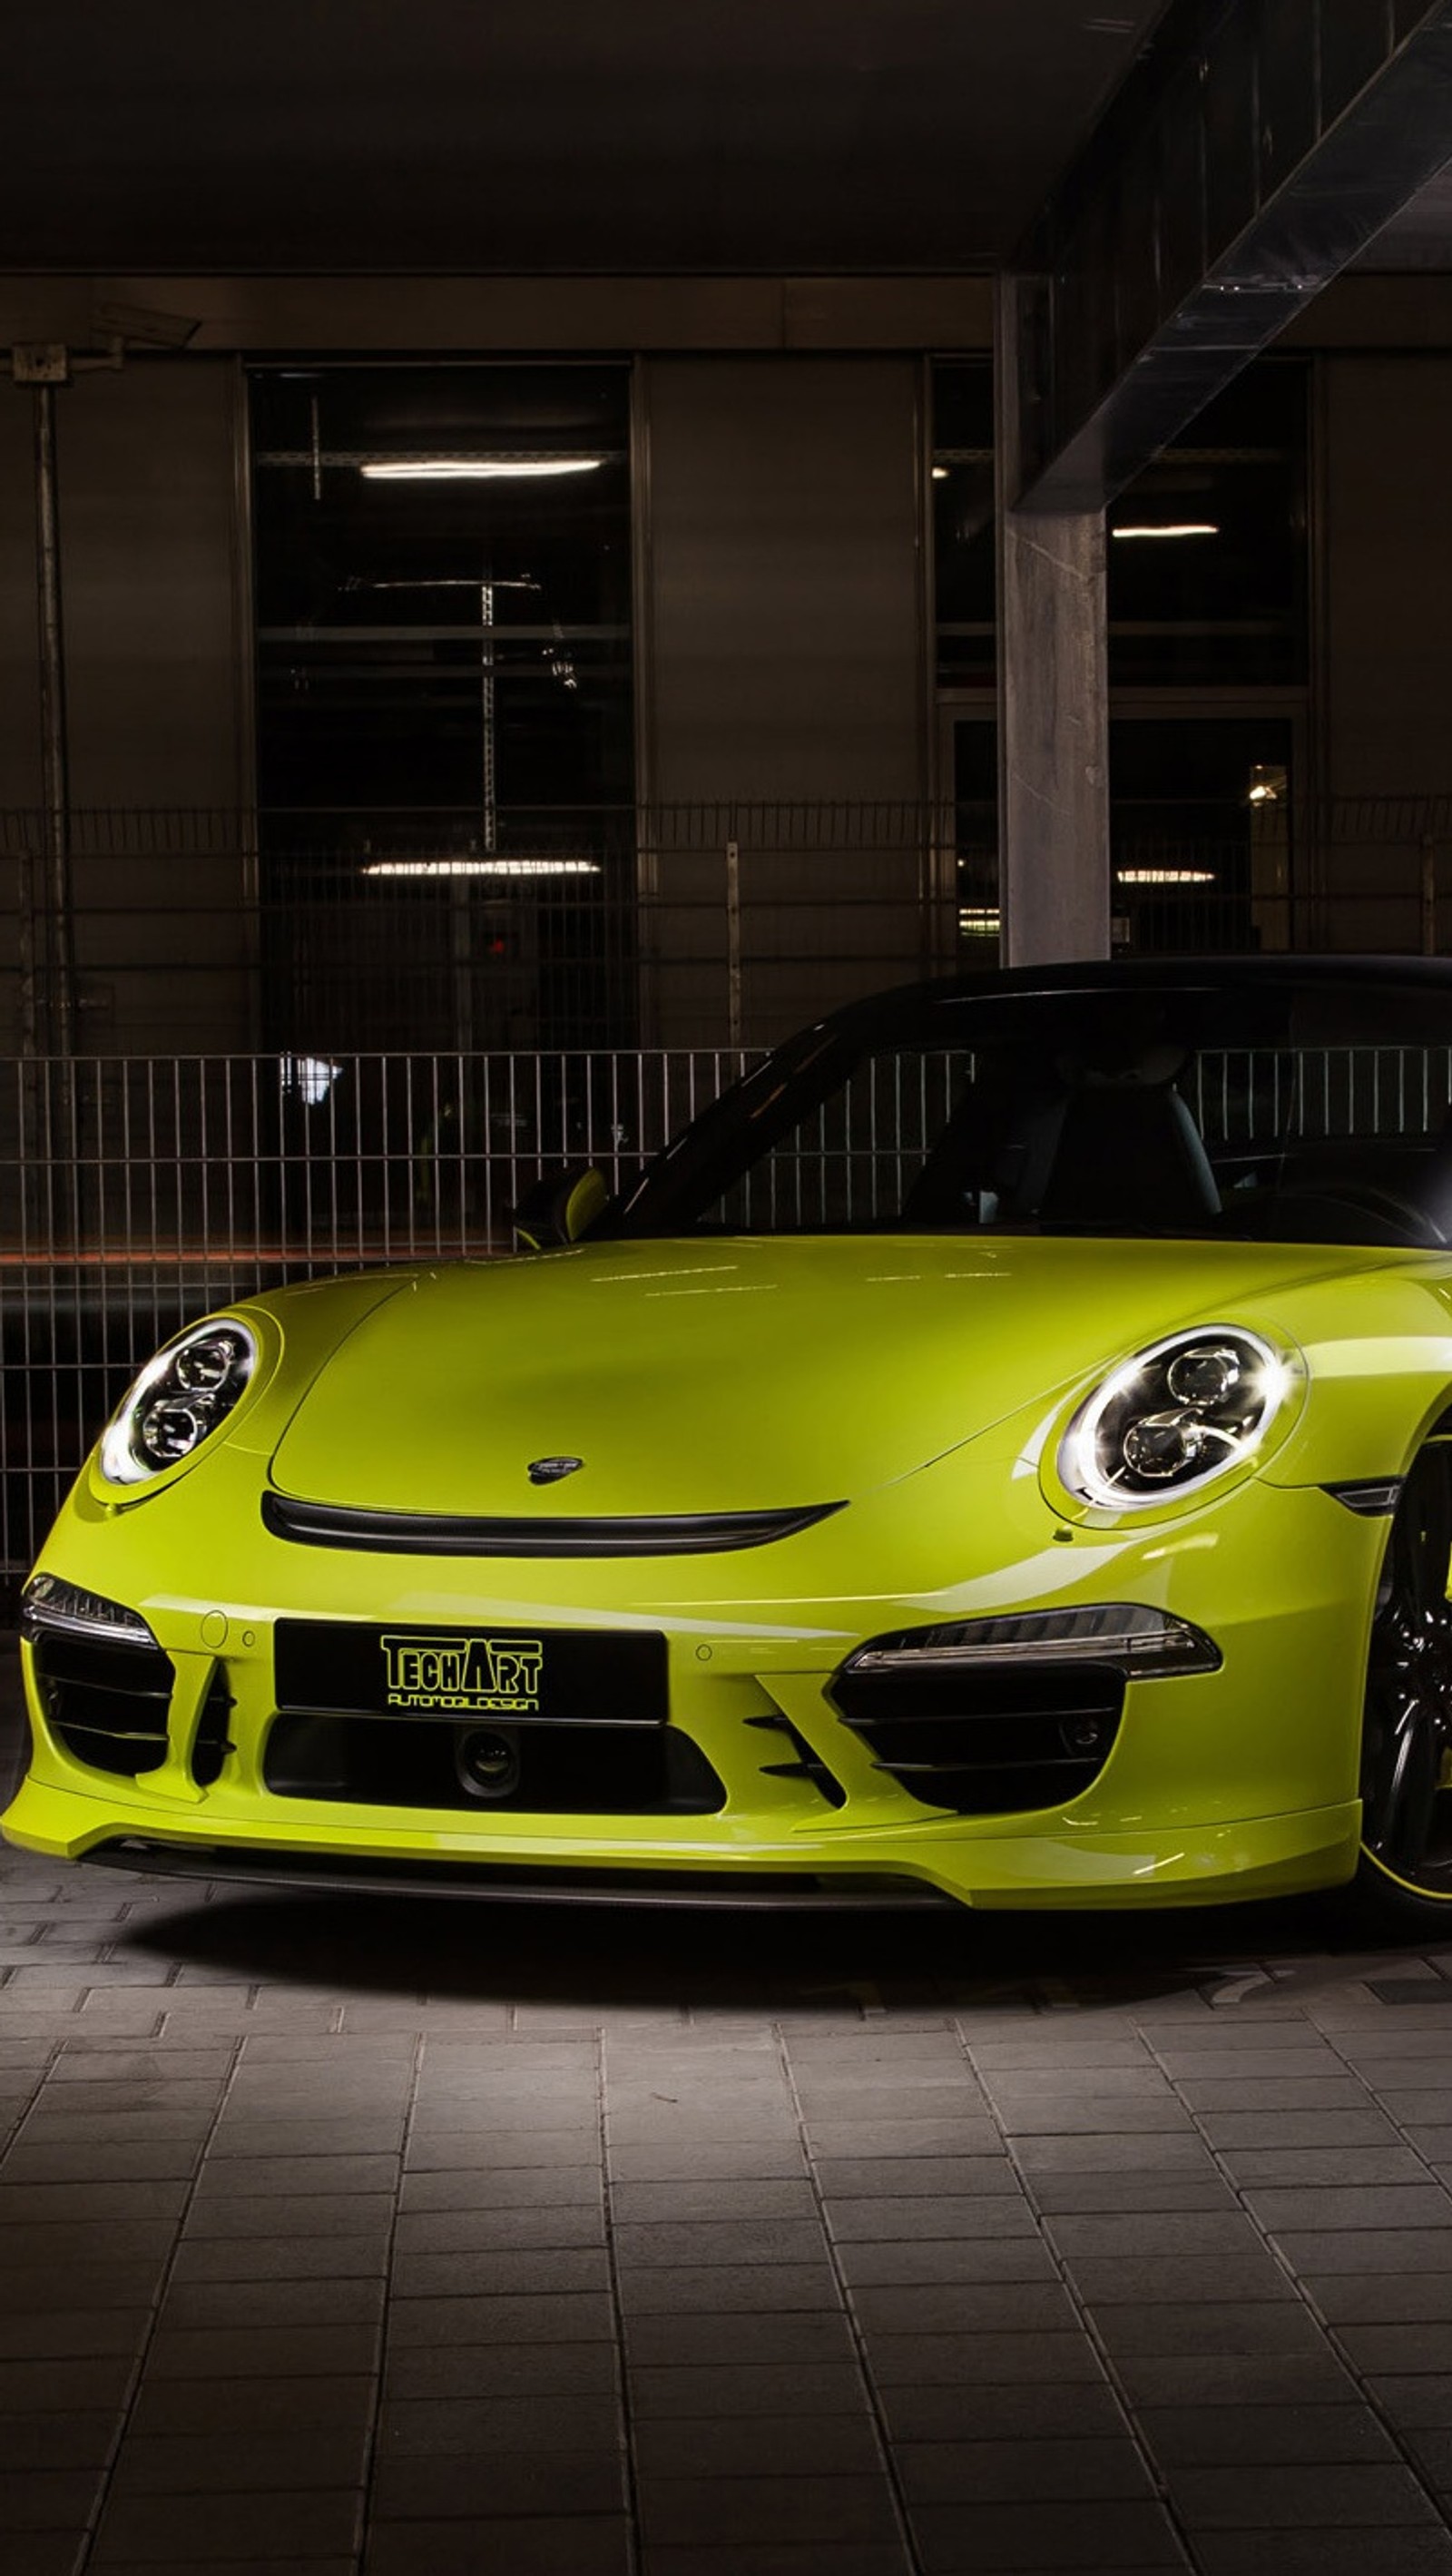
top-left (5, 1661), bottom-right (1452, 2575)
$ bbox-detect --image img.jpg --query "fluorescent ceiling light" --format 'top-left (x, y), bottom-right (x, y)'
top-left (360, 457), bottom-right (606, 481)
top-left (958, 907), bottom-right (1002, 933)
top-left (1116, 868), bottom-right (1216, 886)
top-left (1112, 522), bottom-right (1220, 540)
top-left (362, 857), bottom-right (602, 879)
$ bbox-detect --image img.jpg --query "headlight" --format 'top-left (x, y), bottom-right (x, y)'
top-left (100, 1319), bottom-right (258, 1487)
top-left (1059, 1326), bottom-right (1287, 1511)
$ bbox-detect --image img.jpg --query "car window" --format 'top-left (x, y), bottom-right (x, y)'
top-left (611, 976), bottom-right (1452, 1246)
top-left (708, 1050), bottom-right (974, 1232)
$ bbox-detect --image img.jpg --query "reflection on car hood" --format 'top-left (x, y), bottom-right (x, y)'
top-left (268, 1234), bottom-right (1388, 1519)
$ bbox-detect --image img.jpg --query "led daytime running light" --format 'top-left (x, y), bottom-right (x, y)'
top-left (21, 1574), bottom-right (159, 1647)
top-left (843, 1605), bottom-right (1220, 1676)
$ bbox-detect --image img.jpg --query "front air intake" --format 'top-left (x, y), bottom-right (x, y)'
top-left (33, 1634), bottom-right (174, 1777)
top-left (829, 1618), bottom-right (1141, 1815)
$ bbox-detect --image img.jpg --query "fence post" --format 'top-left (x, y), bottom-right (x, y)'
top-left (16, 845), bottom-right (39, 1060)
top-left (32, 372), bottom-right (76, 1061)
top-left (725, 835), bottom-right (742, 1047)
top-left (15, 850), bottom-right (46, 1253)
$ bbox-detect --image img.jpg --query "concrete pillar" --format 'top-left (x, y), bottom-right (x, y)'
top-left (995, 280), bottom-right (1110, 967)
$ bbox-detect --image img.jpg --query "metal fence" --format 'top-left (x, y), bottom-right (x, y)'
top-left (0, 801), bottom-right (956, 1060)
top-left (8, 795), bottom-right (1452, 1060)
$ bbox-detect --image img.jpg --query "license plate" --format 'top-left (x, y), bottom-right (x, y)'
top-left (274, 1621), bottom-right (668, 1727)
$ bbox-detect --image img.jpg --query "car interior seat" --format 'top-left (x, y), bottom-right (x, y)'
top-left (1035, 1082), bottom-right (1221, 1233)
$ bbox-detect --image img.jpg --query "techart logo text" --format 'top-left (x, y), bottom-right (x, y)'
top-left (381, 1634), bottom-right (544, 1712)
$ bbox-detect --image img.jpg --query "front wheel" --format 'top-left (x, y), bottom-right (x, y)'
top-left (1358, 1440), bottom-right (1452, 1929)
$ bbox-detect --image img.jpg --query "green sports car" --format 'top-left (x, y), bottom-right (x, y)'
top-left (10, 957), bottom-right (1452, 1923)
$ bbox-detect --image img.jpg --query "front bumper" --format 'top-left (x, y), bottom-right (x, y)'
top-left (3, 1438), bottom-right (1381, 1910)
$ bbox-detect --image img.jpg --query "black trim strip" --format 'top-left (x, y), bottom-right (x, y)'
top-left (262, 1490), bottom-right (845, 1558)
top-left (82, 1844), bottom-right (956, 1911)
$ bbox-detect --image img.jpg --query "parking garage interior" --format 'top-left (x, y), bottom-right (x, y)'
top-left (13, 5), bottom-right (1452, 2571)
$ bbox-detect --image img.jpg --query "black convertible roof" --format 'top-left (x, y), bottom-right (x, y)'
top-left (820, 953), bottom-right (1452, 1038)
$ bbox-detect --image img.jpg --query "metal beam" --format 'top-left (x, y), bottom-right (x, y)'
top-left (1013, 0), bottom-right (1452, 512)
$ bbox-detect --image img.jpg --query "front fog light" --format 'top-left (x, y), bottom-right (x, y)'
top-left (22, 1575), bottom-right (159, 1647)
top-left (1061, 1326), bottom-right (1286, 1511)
top-left (101, 1319), bottom-right (257, 1487)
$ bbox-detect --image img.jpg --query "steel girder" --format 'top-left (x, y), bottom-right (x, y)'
top-left (1011, 0), bottom-right (1452, 511)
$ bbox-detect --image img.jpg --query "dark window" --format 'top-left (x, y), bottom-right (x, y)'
top-left (931, 359), bottom-right (995, 690)
top-left (1106, 366), bottom-right (1309, 689)
top-left (250, 364), bottom-right (634, 1050)
top-left (931, 357), bottom-right (1310, 692)
top-left (1110, 716), bottom-right (1298, 954)
top-left (941, 713), bottom-right (1300, 961)
top-left (932, 356), bottom-right (1310, 960)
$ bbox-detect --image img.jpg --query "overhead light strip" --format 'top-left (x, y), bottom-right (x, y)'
top-left (1111, 522), bottom-right (1220, 540)
top-left (362, 858), bottom-right (603, 879)
top-left (1116, 868), bottom-right (1217, 886)
top-left (360, 457), bottom-right (607, 481)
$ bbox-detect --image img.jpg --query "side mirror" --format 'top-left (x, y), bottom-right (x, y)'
top-left (512, 1164), bottom-right (610, 1252)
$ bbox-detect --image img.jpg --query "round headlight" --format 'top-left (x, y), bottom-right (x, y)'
top-left (101, 1320), bottom-right (257, 1487)
top-left (1060, 1326), bottom-right (1287, 1511)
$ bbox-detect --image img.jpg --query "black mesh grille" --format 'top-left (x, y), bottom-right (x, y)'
top-left (262, 1712), bottom-right (726, 1815)
top-left (829, 1654), bottom-right (1123, 1815)
top-left (35, 1634), bottom-right (175, 1777)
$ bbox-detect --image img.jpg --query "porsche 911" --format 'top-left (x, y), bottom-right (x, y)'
top-left (9, 957), bottom-right (1452, 1924)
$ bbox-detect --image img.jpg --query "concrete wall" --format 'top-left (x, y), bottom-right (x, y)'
top-left (0, 391), bottom-right (40, 809)
top-left (0, 273), bottom-right (993, 357)
top-left (60, 361), bottom-right (247, 811)
top-left (2, 357), bottom-right (252, 1054)
top-left (1321, 354), bottom-right (1452, 801)
top-left (0, 392), bottom-right (40, 1052)
top-left (642, 355), bottom-right (928, 1045)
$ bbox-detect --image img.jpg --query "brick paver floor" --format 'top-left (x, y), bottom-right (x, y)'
top-left (5, 1657), bottom-right (1452, 2576)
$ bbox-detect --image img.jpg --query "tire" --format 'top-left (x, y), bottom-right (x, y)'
top-left (1357, 1437), bottom-right (1452, 1931)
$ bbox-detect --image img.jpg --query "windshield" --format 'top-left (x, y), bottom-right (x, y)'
top-left (611, 968), bottom-right (1452, 1248)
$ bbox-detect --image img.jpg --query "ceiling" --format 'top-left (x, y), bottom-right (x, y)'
top-left (7, 0), bottom-right (1168, 277)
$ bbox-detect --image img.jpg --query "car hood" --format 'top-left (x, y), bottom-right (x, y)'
top-left (268, 1234), bottom-right (1384, 1519)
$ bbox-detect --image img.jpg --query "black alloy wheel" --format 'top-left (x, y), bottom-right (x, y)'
top-left (1359, 1439), bottom-right (1452, 1922)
